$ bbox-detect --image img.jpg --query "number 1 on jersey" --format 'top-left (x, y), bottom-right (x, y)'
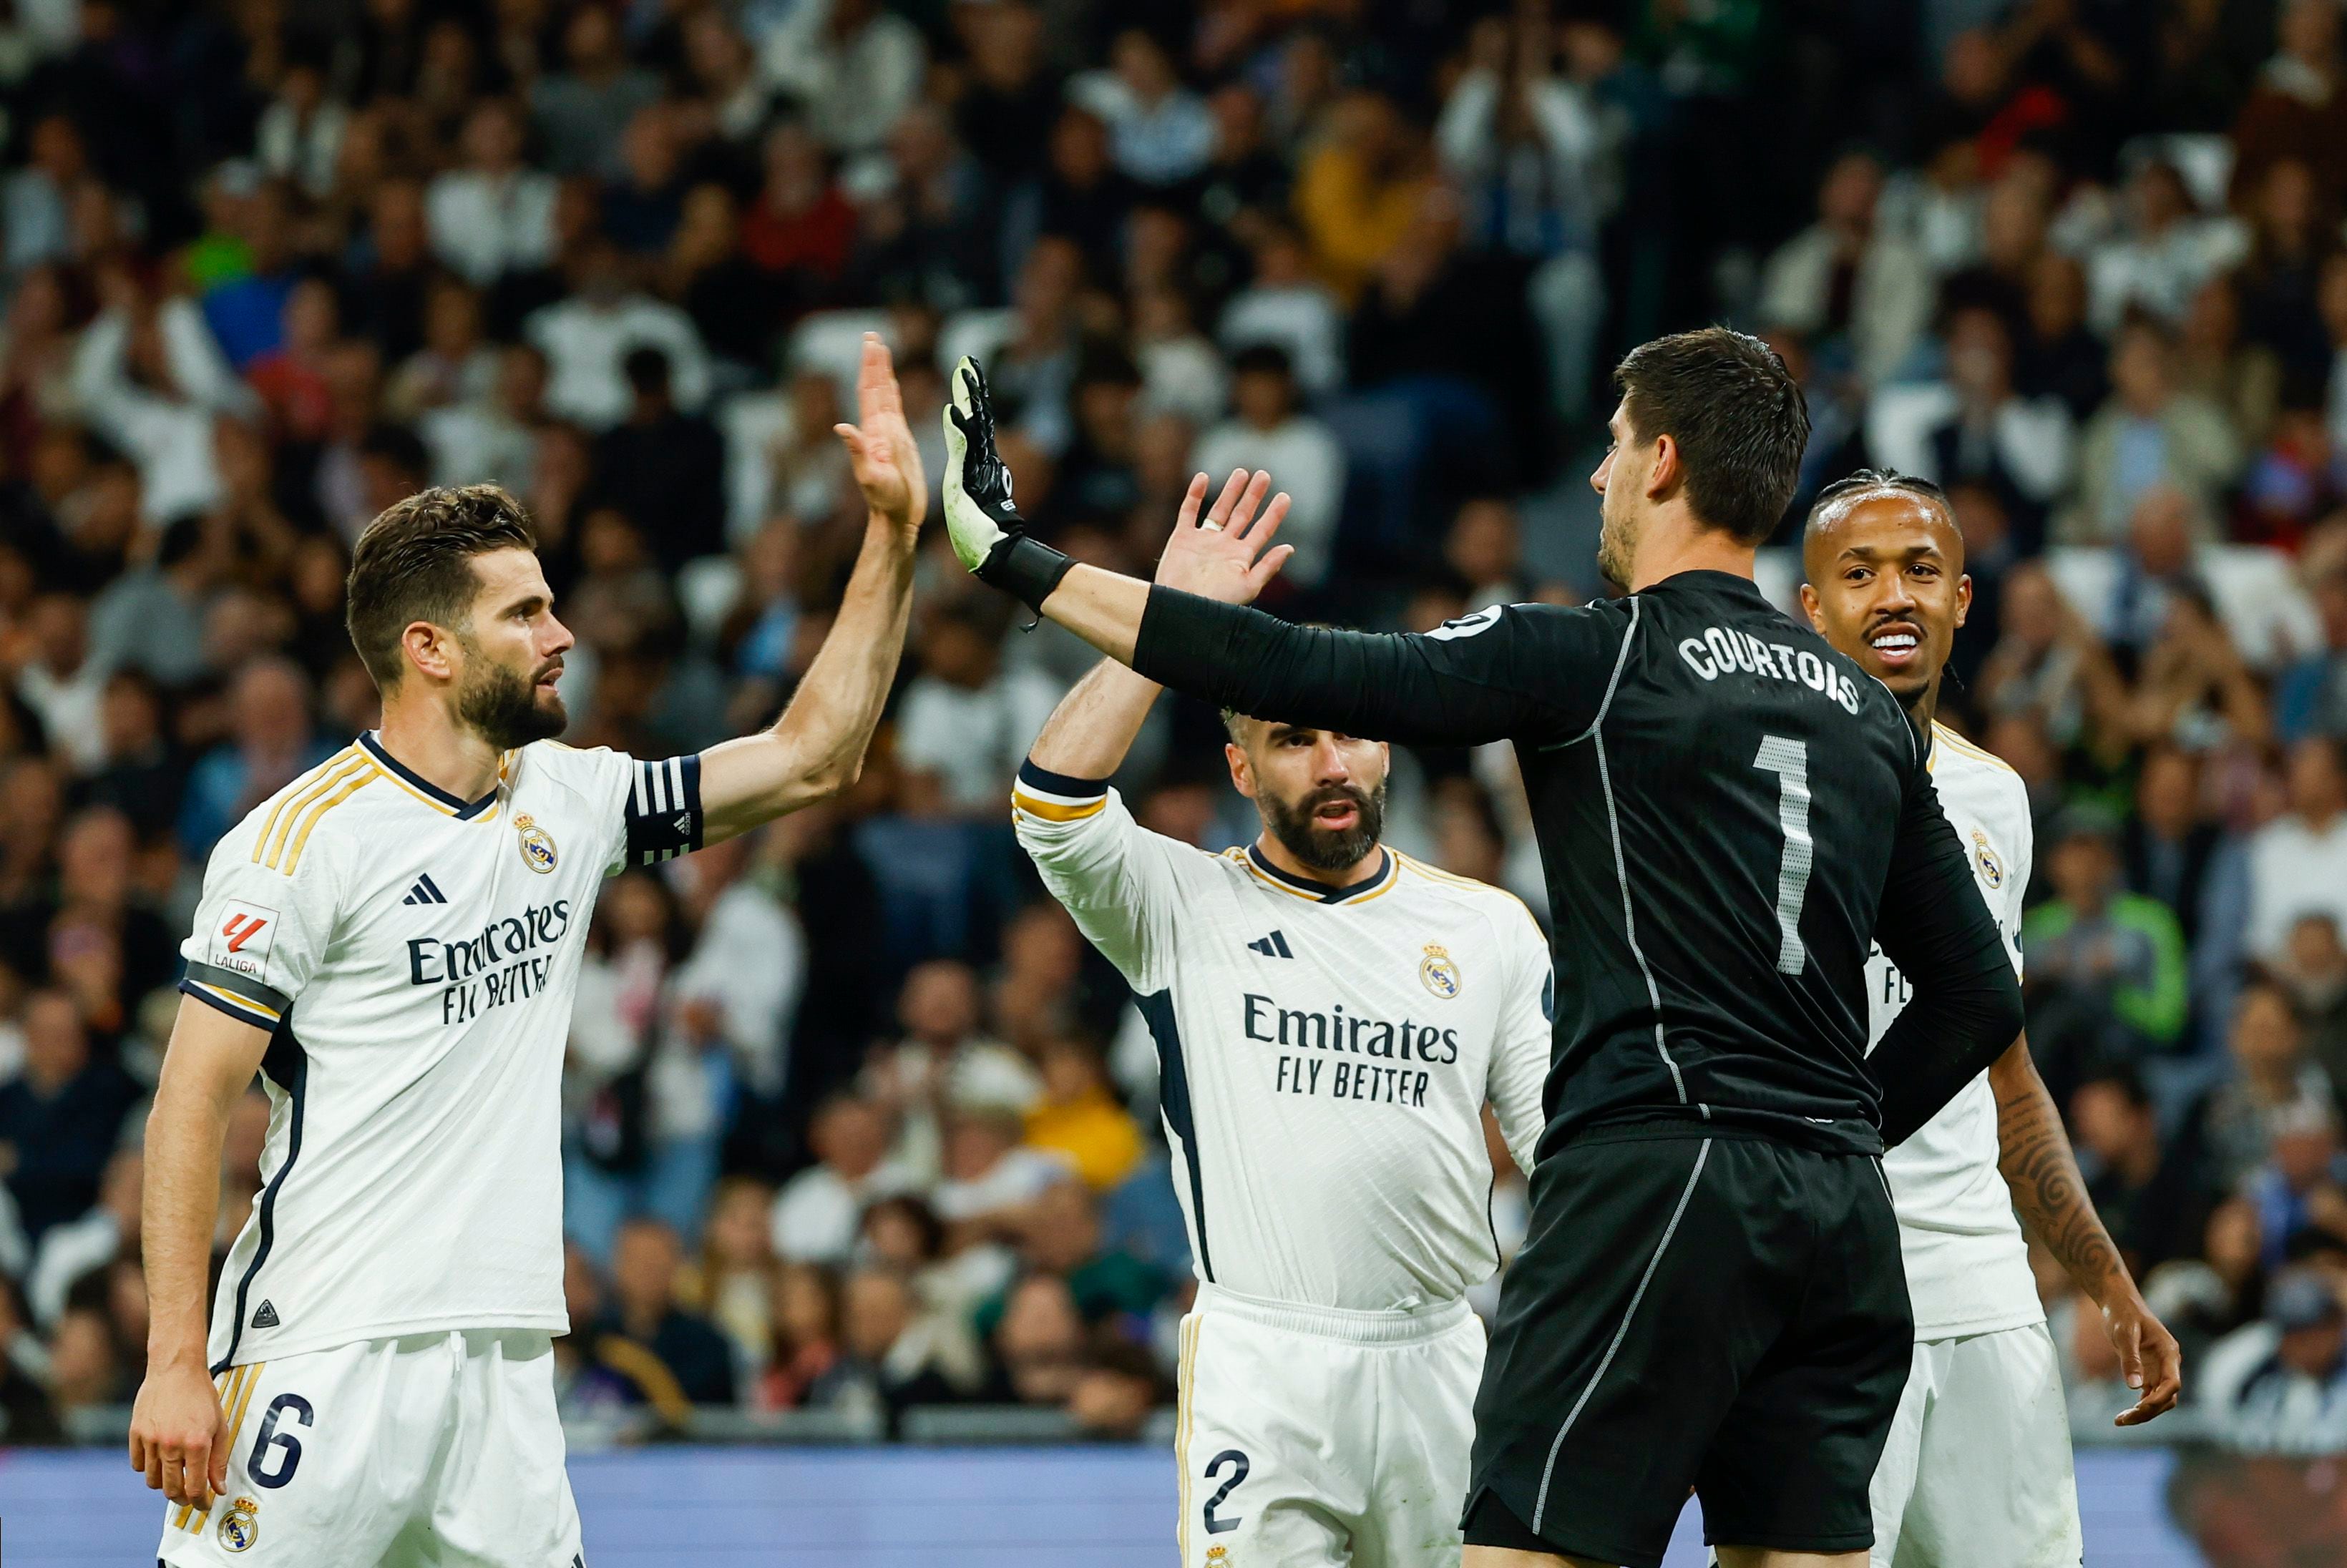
top-left (1752, 736), bottom-right (1814, 976)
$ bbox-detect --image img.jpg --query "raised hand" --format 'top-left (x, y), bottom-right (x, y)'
top-left (1153, 468), bottom-right (1294, 605)
top-left (942, 355), bottom-right (1021, 573)
top-left (833, 333), bottom-right (926, 536)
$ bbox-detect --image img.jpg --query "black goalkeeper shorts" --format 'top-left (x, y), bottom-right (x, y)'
top-left (1463, 1127), bottom-right (1913, 1568)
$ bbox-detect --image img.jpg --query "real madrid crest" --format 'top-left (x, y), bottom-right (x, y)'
top-left (514, 813), bottom-right (558, 874)
top-left (1971, 828), bottom-right (2004, 891)
top-left (218, 1494), bottom-right (260, 1552)
top-left (1419, 941), bottom-right (1462, 999)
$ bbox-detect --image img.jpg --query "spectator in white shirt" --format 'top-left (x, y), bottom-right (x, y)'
top-left (2200, 1269), bottom-right (2347, 1454)
top-left (769, 1094), bottom-right (913, 1265)
top-left (1218, 222), bottom-right (1345, 398)
top-left (758, 0), bottom-right (925, 160)
top-left (1758, 149), bottom-right (1935, 388)
top-left (19, 592), bottom-right (107, 774)
top-left (1069, 29), bottom-right (1215, 189)
top-left (3, 113), bottom-right (85, 275)
top-left (254, 55), bottom-right (347, 200)
top-left (894, 600), bottom-right (1063, 818)
top-left (861, 960), bottom-right (1044, 1188)
top-left (1131, 284), bottom-right (1227, 425)
top-left (932, 1103), bottom-right (1073, 1231)
top-left (68, 289), bottom-right (256, 524)
top-left (2085, 157), bottom-right (2248, 336)
top-left (426, 99), bottom-right (560, 287)
top-left (2248, 737), bottom-right (2347, 964)
top-left (1873, 303), bottom-right (2074, 525)
top-left (1191, 343), bottom-right (1346, 587)
top-left (524, 237), bottom-right (711, 430)
top-left (27, 1147), bottom-right (137, 1328)
top-left (421, 340), bottom-right (545, 490)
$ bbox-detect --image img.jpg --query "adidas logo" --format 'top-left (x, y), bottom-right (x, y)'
top-left (401, 873), bottom-right (449, 906)
top-left (1246, 930), bottom-right (1294, 959)
top-left (250, 1300), bottom-right (280, 1329)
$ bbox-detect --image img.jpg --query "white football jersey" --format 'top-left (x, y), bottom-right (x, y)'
top-left (179, 732), bottom-right (706, 1372)
top-left (1013, 762), bottom-right (1551, 1314)
top-left (1865, 723), bottom-right (2038, 1339)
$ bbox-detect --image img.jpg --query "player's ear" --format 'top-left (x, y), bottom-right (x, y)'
top-left (402, 620), bottom-right (457, 684)
top-left (1645, 433), bottom-right (1679, 499)
top-left (1955, 572), bottom-right (1973, 629)
top-left (1797, 582), bottom-right (1826, 634)
top-left (1225, 742), bottom-right (1256, 799)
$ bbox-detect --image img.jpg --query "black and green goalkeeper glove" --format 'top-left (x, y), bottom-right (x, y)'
top-left (942, 356), bottom-right (1077, 615)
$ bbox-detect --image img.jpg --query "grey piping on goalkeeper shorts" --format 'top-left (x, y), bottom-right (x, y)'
top-left (1531, 1135), bottom-right (1713, 1535)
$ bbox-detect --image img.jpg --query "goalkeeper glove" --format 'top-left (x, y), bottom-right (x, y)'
top-left (942, 356), bottom-right (1077, 615)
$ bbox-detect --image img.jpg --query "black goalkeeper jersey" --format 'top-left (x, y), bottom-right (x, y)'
top-left (1129, 569), bottom-right (2020, 1160)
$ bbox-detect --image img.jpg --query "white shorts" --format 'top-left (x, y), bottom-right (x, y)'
top-left (1869, 1322), bottom-right (2081, 1568)
top-left (1174, 1283), bottom-right (1484, 1568)
top-left (156, 1329), bottom-right (583, 1567)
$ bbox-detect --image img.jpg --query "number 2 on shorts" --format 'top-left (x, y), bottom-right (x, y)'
top-left (1201, 1448), bottom-right (1249, 1534)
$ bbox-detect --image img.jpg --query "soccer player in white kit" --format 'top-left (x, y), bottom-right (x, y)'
top-left (1010, 469), bottom-right (1552, 1568)
top-left (1799, 471), bottom-right (2182, 1567)
top-left (130, 335), bottom-right (927, 1565)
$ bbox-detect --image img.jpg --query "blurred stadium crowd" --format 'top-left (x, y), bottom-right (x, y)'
top-left (2, 0), bottom-right (2347, 1459)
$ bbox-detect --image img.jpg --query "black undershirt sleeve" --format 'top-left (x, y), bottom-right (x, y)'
top-left (1128, 587), bottom-right (1617, 747)
top-left (1869, 760), bottom-right (2028, 1147)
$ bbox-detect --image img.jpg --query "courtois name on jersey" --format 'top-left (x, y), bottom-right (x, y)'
top-left (1013, 762), bottom-right (1551, 1314)
top-left (177, 733), bottom-right (703, 1372)
top-left (1865, 725), bottom-right (2041, 1339)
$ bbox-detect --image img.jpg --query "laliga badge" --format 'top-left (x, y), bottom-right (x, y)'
top-left (515, 813), bottom-right (558, 875)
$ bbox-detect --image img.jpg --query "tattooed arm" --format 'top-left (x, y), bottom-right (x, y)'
top-left (1990, 1034), bottom-right (2182, 1426)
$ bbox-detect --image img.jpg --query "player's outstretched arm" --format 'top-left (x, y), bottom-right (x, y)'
top-left (700, 333), bottom-right (923, 841)
top-left (942, 358), bottom-right (1601, 748)
top-left (130, 997), bottom-right (273, 1509)
top-left (1989, 1034), bottom-right (2182, 1426)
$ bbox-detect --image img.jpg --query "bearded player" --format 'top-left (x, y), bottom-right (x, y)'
top-left (1016, 469), bottom-right (1552, 1567)
top-left (132, 335), bottom-right (924, 1565)
top-left (1800, 469), bottom-right (2181, 1567)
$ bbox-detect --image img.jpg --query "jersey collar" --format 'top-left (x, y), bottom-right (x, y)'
top-left (360, 732), bottom-right (503, 820)
top-left (1243, 843), bottom-right (1396, 905)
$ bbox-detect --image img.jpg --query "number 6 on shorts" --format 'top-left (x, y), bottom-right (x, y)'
top-left (248, 1393), bottom-right (313, 1489)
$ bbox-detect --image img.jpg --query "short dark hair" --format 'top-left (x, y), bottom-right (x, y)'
top-left (1614, 327), bottom-right (1810, 545)
top-left (623, 345), bottom-right (672, 396)
top-left (1230, 342), bottom-right (1294, 381)
top-left (345, 485), bottom-right (537, 690)
top-left (1804, 467), bottom-right (1953, 540)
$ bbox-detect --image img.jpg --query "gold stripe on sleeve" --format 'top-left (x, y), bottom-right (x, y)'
top-left (275, 771), bottom-right (379, 873)
top-left (1011, 790), bottom-right (1108, 823)
top-left (258, 753), bottom-right (369, 867)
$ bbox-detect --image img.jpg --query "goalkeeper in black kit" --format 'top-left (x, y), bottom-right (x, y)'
top-left (940, 330), bottom-right (2024, 1568)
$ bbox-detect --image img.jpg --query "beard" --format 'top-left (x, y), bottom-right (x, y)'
top-left (1260, 778), bottom-right (1387, 873)
top-left (455, 643), bottom-right (567, 749)
top-left (1594, 501), bottom-right (1639, 590)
